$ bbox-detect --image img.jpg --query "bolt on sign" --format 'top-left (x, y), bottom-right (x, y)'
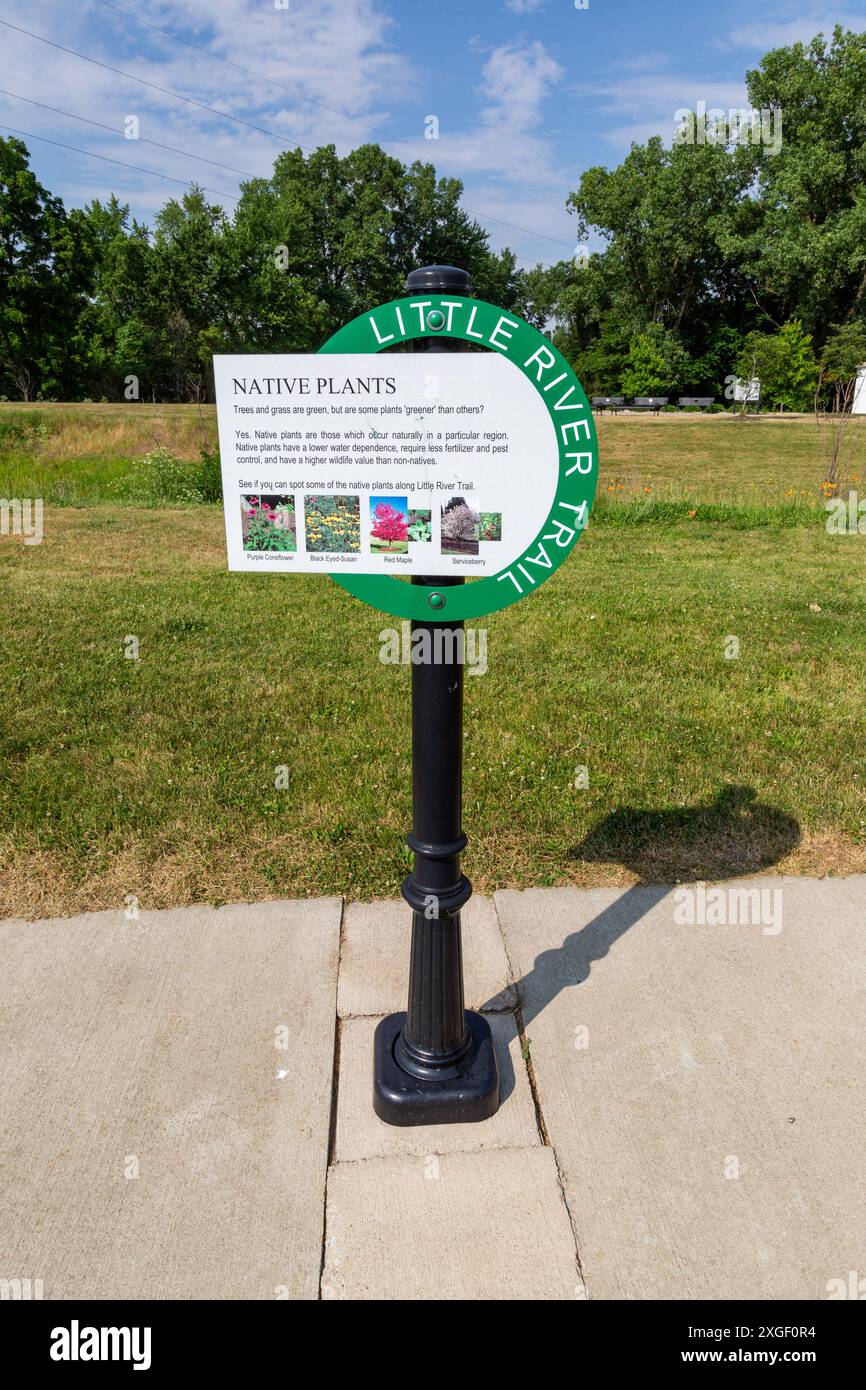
top-left (214, 295), bottom-right (599, 619)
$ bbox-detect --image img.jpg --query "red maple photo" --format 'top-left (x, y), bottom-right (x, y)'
top-left (369, 498), bottom-right (409, 553)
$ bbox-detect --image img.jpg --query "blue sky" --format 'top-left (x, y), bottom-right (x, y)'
top-left (1, 0), bottom-right (864, 265)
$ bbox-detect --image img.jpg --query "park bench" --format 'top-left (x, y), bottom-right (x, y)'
top-left (629, 397), bottom-right (668, 414)
top-left (678, 397), bottom-right (715, 411)
top-left (591, 396), bottom-right (625, 414)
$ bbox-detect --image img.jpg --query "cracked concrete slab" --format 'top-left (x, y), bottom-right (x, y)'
top-left (0, 898), bottom-right (341, 1300)
top-left (338, 894), bottom-right (515, 1018)
top-left (322, 1148), bottom-right (582, 1300)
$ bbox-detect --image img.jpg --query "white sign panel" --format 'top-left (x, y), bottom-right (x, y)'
top-left (214, 354), bottom-right (558, 577)
top-left (733, 376), bottom-right (761, 403)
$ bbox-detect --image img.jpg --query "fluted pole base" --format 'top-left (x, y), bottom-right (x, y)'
top-left (373, 1006), bottom-right (498, 1126)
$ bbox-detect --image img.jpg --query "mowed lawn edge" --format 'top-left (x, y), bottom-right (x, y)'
top-left (1, 505), bottom-right (864, 918)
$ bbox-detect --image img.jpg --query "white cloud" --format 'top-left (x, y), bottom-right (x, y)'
top-left (426, 39), bottom-right (578, 262)
top-left (433, 40), bottom-right (563, 180)
top-left (569, 58), bottom-right (750, 148)
top-left (722, 2), bottom-right (866, 49)
top-left (1, 0), bottom-right (414, 215)
top-left (1, 2), bottom-right (577, 262)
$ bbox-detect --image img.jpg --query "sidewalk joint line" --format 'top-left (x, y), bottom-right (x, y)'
top-left (318, 898), bottom-right (345, 1300)
top-left (492, 892), bottom-right (590, 1297)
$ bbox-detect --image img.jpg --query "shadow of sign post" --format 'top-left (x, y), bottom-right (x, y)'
top-left (486, 786), bottom-right (801, 1031)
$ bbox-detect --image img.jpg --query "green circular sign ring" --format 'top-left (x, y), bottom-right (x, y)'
top-left (318, 294), bottom-right (598, 620)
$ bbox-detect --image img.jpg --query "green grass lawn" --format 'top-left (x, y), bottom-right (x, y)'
top-left (1, 495), bottom-right (864, 917)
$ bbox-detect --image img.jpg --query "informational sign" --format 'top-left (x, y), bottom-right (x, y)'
top-left (733, 376), bottom-right (761, 403)
top-left (215, 294), bottom-right (599, 620)
top-left (215, 354), bottom-right (561, 579)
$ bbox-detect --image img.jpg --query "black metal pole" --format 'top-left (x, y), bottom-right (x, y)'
top-left (373, 265), bottom-right (500, 1126)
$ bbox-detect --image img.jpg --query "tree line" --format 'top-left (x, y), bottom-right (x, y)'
top-left (1, 25), bottom-right (865, 408)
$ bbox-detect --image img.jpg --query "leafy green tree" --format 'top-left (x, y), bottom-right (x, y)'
top-left (622, 325), bottom-right (693, 397)
top-left (736, 319), bottom-right (818, 411)
top-left (78, 197), bottom-right (157, 398)
top-left (690, 325), bottom-right (744, 401)
top-left (398, 158), bottom-right (496, 297)
top-left (510, 260), bottom-right (571, 331)
top-left (532, 251), bottom-right (646, 390)
top-left (819, 321), bottom-right (866, 405)
top-left (573, 314), bottom-right (632, 395)
top-left (150, 189), bottom-right (231, 399)
top-left (730, 26), bottom-right (866, 340)
top-left (229, 144), bottom-right (505, 353)
top-left (0, 137), bottom-right (93, 399)
top-left (568, 138), bottom-right (753, 342)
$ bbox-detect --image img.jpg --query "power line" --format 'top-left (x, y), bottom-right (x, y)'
top-left (91, 0), bottom-right (424, 155)
top-left (0, 19), bottom-right (319, 156)
top-left (0, 90), bottom-right (260, 180)
top-left (0, 123), bottom-right (238, 201)
top-left (0, 18), bottom-right (570, 262)
top-left (89, 0), bottom-right (576, 253)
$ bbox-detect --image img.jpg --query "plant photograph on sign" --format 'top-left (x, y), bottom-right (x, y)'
top-left (440, 496), bottom-right (480, 555)
top-left (304, 495), bottom-right (361, 553)
top-left (369, 496), bottom-right (409, 553)
top-left (240, 494), bottom-right (296, 552)
top-left (479, 511), bottom-right (502, 542)
top-left (407, 508), bottom-right (432, 543)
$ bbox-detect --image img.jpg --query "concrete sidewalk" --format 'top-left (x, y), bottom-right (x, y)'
top-left (1, 877), bottom-right (864, 1300)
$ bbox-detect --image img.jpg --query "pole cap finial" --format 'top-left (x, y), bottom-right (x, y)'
top-left (405, 265), bottom-right (474, 294)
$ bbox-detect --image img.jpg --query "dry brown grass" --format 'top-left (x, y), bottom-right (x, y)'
top-left (596, 412), bottom-right (866, 499)
top-left (1, 826), bottom-right (864, 921)
top-left (0, 401), bottom-right (218, 461)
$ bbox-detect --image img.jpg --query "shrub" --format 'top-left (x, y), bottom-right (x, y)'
top-left (0, 414), bottom-right (50, 448)
top-left (194, 444), bottom-right (222, 502)
top-left (736, 320), bottom-right (818, 412)
top-left (0, 420), bottom-right (28, 445)
top-left (622, 325), bottom-right (693, 397)
top-left (113, 447), bottom-right (205, 504)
